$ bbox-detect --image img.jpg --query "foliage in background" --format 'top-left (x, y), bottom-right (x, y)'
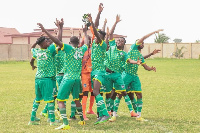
top-left (173, 38), bottom-right (182, 43)
top-left (172, 45), bottom-right (186, 59)
top-left (154, 33), bottom-right (170, 43)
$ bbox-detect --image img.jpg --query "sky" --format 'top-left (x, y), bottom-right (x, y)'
top-left (1, 0), bottom-right (200, 43)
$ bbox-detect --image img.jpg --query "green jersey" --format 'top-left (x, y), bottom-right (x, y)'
top-left (91, 41), bottom-right (107, 71)
top-left (105, 39), bottom-right (128, 73)
top-left (32, 44), bottom-right (56, 79)
top-left (125, 42), bottom-right (145, 75)
top-left (55, 48), bottom-right (65, 75)
top-left (62, 43), bottom-right (88, 79)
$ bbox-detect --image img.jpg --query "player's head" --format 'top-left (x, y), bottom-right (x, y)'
top-left (136, 39), bottom-right (144, 50)
top-left (117, 37), bottom-right (126, 47)
top-left (95, 30), bottom-right (106, 43)
top-left (36, 36), bottom-right (49, 49)
top-left (69, 36), bottom-right (79, 47)
top-left (46, 37), bottom-right (53, 45)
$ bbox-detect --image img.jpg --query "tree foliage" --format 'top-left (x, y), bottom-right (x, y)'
top-left (172, 45), bottom-right (186, 59)
top-left (154, 33), bottom-right (170, 43)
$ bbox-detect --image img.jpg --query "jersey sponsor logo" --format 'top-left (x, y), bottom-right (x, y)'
top-left (37, 53), bottom-right (48, 60)
top-left (74, 50), bottom-right (83, 60)
top-left (83, 84), bottom-right (87, 87)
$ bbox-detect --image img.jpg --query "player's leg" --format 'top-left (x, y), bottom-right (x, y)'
top-left (92, 71), bottom-right (110, 124)
top-left (55, 79), bottom-right (73, 130)
top-left (133, 76), bottom-right (147, 121)
top-left (73, 79), bottom-right (85, 125)
top-left (128, 92), bottom-right (137, 114)
top-left (28, 79), bottom-right (42, 125)
top-left (104, 72), bottom-right (112, 116)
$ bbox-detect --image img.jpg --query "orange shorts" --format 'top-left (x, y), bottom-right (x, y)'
top-left (81, 72), bottom-right (92, 92)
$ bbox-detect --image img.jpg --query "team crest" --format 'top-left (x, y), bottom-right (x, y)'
top-left (84, 84), bottom-right (87, 87)
top-left (121, 85), bottom-right (125, 88)
top-left (120, 52), bottom-right (123, 55)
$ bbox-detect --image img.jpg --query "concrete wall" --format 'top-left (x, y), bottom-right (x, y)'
top-left (0, 43), bottom-right (200, 61)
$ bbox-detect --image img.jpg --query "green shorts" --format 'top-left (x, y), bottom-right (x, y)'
top-left (57, 78), bottom-right (81, 101)
top-left (91, 70), bottom-right (105, 85)
top-left (35, 78), bottom-right (54, 103)
top-left (104, 72), bottom-right (126, 94)
top-left (122, 72), bottom-right (142, 93)
top-left (56, 75), bottom-right (64, 87)
top-left (91, 70), bottom-right (106, 93)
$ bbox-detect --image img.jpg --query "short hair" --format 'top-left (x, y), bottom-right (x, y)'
top-left (98, 30), bottom-right (106, 38)
top-left (120, 37), bottom-right (126, 44)
top-left (36, 36), bottom-right (46, 45)
top-left (70, 36), bottom-right (79, 44)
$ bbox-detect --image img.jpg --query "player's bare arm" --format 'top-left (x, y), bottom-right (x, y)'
top-left (137, 29), bottom-right (164, 44)
top-left (143, 49), bottom-right (161, 59)
top-left (109, 14), bottom-right (121, 40)
top-left (94, 3), bottom-right (104, 28)
top-left (142, 63), bottom-right (156, 72)
top-left (37, 23), bottom-right (63, 49)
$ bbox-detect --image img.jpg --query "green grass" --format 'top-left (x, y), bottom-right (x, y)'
top-left (0, 59), bottom-right (200, 133)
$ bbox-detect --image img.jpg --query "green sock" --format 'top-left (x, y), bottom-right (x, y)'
top-left (30, 99), bottom-right (40, 121)
top-left (96, 97), bottom-right (101, 117)
top-left (137, 98), bottom-right (143, 114)
top-left (47, 102), bottom-right (55, 122)
top-left (113, 97), bottom-right (121, 112)
top-left (70, 101), bottom-right (76, 117)
top-left (42, 103), bottom-right (48, 113)
top-left (96, 94), bottom-right (109, 116)
top-left (76, 106), bottom-right (84, 121)
top-left (131, 98), bottom-right (137, 113)
top-left (60, 108), bottom-right (68, 125)
top-left (124, 95), bottom-right (133, 112)
top-left (106, 98), bottom-right (111, 112)
top-left (110, 99), bottom-right (114, 111)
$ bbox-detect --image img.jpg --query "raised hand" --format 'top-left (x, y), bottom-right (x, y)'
top-left (152, 49), bottom-right (161, 55)
top-left (98, 3), bottom-right (104, 12)
top-left (87, 13), bottom-right (92, 23)
top-left (151, 66), bottom-right (156, 72)
top-left (54, 18), bottom-right (60, 28)
top-left (60, 18), bottom-right (64, 28)
top-left (116, 14), bottom-right (121, 23)
top-left (155, 29), bottom-right (164, 33)
top-left (37, 23), bottom-right (45, 32)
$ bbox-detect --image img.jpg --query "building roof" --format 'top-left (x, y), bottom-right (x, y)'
top-left (0, 27), bottom-right (20, 44)
top-left (5, 27), bottom-right (127, 38)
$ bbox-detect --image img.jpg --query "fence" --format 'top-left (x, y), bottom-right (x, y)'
top-left (0, 43), bottom-right (200, 61)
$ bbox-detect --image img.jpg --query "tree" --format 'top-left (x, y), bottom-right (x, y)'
top-left (154, 33), bottom-right (170, 43)
top-left (173, 38), bottom-right (182, 43)
top-left (195, 40), bottom-right (200, 43)
top-left (172, 45), bottom-right (186, 59)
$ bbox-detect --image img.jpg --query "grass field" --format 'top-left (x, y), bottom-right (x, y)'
top-left (0, 59), bottom-right (200, 133)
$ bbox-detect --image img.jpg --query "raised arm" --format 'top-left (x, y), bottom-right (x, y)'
top-left (88, 14), bottom-right (102, 43)
top-left (102, 18), bottom-right (107, 32)
top-left (143, 49), bottom-right (161, 59)
top-left (105, 27), bottom-right (109, 51)
top-left (54, 18), bottom-right (64, 42)
top-left (37, 23), bottom-right (63, 48)
top-left (142, 63), bottom-right (156, 72)
top-left (83, 25), bottom-right (90, 47)
top-left (94, 3), bottom-right (103, 28)
top-left (109, 14), bottom-right (121, 40)
top-left (137, 29), bottom-right (163, 44)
